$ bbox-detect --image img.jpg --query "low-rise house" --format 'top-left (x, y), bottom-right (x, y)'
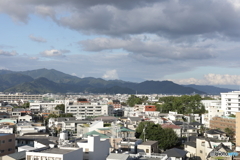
top-left (162, 148), bottom-right (188, 160)
top-left (137, 141), bottom-right (158, 155)
top-left (18, 115), bottom-right (32, 122)
top-left (161, 123), bottom-right (182, 137)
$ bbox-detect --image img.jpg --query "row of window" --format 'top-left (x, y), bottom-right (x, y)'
top-left (0, 148), bottom-right (13, 153)
top-left (0, 139), bottom-right (13, 144)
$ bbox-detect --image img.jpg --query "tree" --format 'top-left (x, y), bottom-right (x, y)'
top-left (135, 122), bottom-right (178, 150)
top-left (224, 128), bottom-right (235, 139)
top-left (55, 104), bottom-right (65, 112)
top-left (22, 102), bottom-right (30, 108)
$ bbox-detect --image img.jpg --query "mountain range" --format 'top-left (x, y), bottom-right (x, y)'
top-left (0, 68), bottom-right (234, 94)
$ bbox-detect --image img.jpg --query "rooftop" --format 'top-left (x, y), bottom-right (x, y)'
top-left (139, 141), bottom-right (158, 146)
top-left (40, 148), bottom-right (75, 154)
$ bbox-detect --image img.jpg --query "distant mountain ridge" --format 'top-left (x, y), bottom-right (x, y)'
top-left (0, 68), bottom-right (233, 94)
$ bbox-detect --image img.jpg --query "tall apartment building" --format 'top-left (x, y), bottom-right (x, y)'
top-left (0, 133), bottom-right (15, 157)
top-left (65, 100), bottom-right (113, 118)
top-left (236, 112), bottom-right (240, 151)
top-left (221, 91), bottom-right (240, 116)
top-left (0, 93), bottom-right (43, 103)
top-left (201, 100), bottom-right (223, 128)
top-left (210, 116), bottom-right (236, 131)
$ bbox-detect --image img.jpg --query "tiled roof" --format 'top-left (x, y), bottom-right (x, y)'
top-left (161, 123), bottom-right (181, 129)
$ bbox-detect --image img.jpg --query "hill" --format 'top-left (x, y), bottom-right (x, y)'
top-left (0, 68), bottom-right (233, 94)
top-left (185, 84), bottom-right (233, 95)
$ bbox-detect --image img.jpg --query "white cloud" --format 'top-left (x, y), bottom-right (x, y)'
top-left (29, 34), bottom-right (47, 43)
top-left (102, 69), bottom-right (119, 80)
top-left (40, 49), bottom-right (70, 57)
top-left (71, 73), bottom-right (77, 76)
top-left (170, 74), bottom-right (240, 85)
top-left (0, 50), bottom-right (18, 56)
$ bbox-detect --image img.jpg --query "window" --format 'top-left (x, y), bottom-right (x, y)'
top-left (2, 140), bottom-right (5, 143)
top-left (200, 150), bottom-right (202, 153)
top-left (8, 148), bottom-right (12, 151)
top-left (8, 139), bottom-right (12, 142)
top-left (146, 149), bottom-right (149, 153)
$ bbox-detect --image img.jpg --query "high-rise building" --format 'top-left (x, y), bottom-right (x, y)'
top-left (221, 91), bottom-right (240, 116)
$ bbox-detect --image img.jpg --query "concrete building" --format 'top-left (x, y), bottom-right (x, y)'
top-left (65, 100), bottom-right (114, 118)
top-left (137, 141), bottom-right (158, 155)
top-left (26, 147), bottom-right (83, 160)
top-left (134, 104), bottom-right (156, 112)
top-left (0, 133), bottom-right (15, 157)
top-left (77, 135), bottom-right (111, 160)
top-left (201, 100), bottom-right (223, 128)
top-left (29, 102), bottom-right (63, 112)
top-left (210, 116), bottom-right (235, 131)
top-left (221, 91), bottom-right (240, 116)
top-left (0, 93), bottom-right (43, 103)
top-left (236, 112), bottom-right (240, 151)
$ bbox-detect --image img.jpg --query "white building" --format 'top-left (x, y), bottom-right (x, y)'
top-left (201, 100), bottom-right (223, 128)
top-left (221, 91), bottom-right (240, 116)
top-left (26, 148), bottom-right (83, 160)
top-left (30, 101), bottom-right (63, 112)
top-left (77, 135), bottom-right (111, 160)
top-left (65, 100), bottom-right (113, 118)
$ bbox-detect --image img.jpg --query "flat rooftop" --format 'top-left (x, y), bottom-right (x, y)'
top-left (41, 148), bottom-right (75, 154)
top-left (0, 133), bottom-right (11, 136)
top-left (139, 141), bottom-right (158, 145)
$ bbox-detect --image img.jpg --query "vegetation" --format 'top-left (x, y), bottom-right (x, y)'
top-left (136, 122), bottom-right (178, 150)
top-left (55, 104), bottom-right (65, 112)
top-left (228, 114), bottom-right (236, 118)
top-left (127, 95), bottom-right (148, 107)
top-left (156, 95), bottom-right (206, 114)
top-left (224, 128), bottom-right (235, 139)
top-left (44, 113), bottom-right (73, 125)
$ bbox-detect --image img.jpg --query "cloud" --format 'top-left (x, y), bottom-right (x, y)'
top-left (0, 50), bottom-right (18, 56)
top-left (1, 0), bottom-right (240, 41)
top-left (102, 69), bottom-right (119, 80)
top-left (170, 74), bottom-right (240, 85)
top-left (40, 49), bottom-right (70, 57)
top-left (29, 34), bottom-right (47, 43)
top-left (80, 37), bottom-right (215, 60)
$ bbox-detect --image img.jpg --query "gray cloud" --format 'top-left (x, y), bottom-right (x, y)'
top-left (1, 0), bottom-right (240, 41)
top-left (0, 50), bottom-right (18, 56)
top-left (29, 34), bottom-right (47, 43)
top-left (80, 37), bottom-right (215, 60)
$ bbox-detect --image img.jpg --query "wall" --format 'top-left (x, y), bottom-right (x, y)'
top-left (0, 134), bottom-right (15, 157)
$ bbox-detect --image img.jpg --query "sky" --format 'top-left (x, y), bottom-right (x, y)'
top-left (1, 0), bottom-right (240, 88)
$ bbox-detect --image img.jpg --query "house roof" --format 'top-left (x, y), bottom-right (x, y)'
top-left (84, 130), bottom-right (110, 138)
top-left (206, 129), bottom-right (224, 135)
top-left (94, 116), bottom-right (118, 121)
top-left (161, 123), bottom-right (181, 129)
top-left (118, 127), bottom-right (135, 132)
top-left (189, 121), bottom-right (202, 126)
top-left (4, 151), bottom-right (26, 160)
top-left (207, 143), bottom-right (233, 158)
top-left (162, 148), bottom-right (187, 157)
top-left (128, 117), bottom-right (141, 121)
top-left (107, 153), bottom-right (129, 160)
top-left (172, 121), bottom-right (183, 125)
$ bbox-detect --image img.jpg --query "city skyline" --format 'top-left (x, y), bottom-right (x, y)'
top-left (1, 0), bottom-right (240, 87)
